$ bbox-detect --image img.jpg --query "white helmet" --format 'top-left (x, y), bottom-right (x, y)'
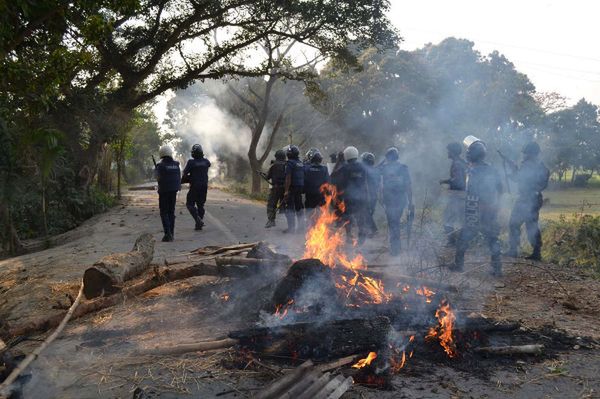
top-left (343, 146), bottom-right (359, 161)
top-left (159, 145), bottom-right (174, 158)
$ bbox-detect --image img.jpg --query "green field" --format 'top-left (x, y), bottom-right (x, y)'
top-left (541, 187), bottom-right (600, 220)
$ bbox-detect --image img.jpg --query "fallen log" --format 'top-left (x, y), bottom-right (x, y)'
top-left (194, 242), bottom-right (258, 256)
top-left (2, 263), bottom-right (255, 340)
top-left (83, 233), bottom-right (155, 299)
top-left (474, 344), bottom-right (544, 356)
top-left (230, 316), bottom-right (391, 361)
top-left (316, 355), bottom-right (357, 372)
top-left (215, 256), bottom-right (290, 267)
top-left (134, 338), bottom-right (238, 356)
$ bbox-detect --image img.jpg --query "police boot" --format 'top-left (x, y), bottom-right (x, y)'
top-left (169, 216), bottom-right (175, 241)
top-left (525, 249), bottom-right (541, 261)
top-left (265, 220), bottom-right (276, 228)
top-left (195, 217), bottom-right (204, 231)
top-left (160, 215), bottom-right (171, 242)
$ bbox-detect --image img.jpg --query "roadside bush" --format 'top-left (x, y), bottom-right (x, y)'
top-left (543, 215), bottom-right (600, 273)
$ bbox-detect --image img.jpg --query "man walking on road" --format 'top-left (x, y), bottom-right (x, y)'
top-left (182, 144), bottom-right (211, 231)
top-left (283, 145), bottom-right (305, 234)
top-left (264, 149), bottom-right (287, 228)
top-left (440, 142), bottom-right (467, 246)
top-left (155, 145), bottom-right (181, 242)
top-left (506, 142), bottom-right (550, 260)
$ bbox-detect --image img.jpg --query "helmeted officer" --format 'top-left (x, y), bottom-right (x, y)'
top-left (507, 142), bottom-right (550, 260)
top-left (336, 146), bottom-right (370, 244)
top-left (155, 145), bottom-right (181, 242)
top-left (181, 144), bottom-right (211, 231)
top-left (361, 152), bottom-right (379, 236)
top-left (440, 142), bottom-right (468, 246)
top-left (453, 138), bottom-right (503, 276)
top-left (283, 145), bottom-right (305, 233)
top-left (379, 147), bottom-right (413, 255)
top-left (265, 149), bottom-right (287, 228)
top-left (304, 150), bottom-right (329, 210)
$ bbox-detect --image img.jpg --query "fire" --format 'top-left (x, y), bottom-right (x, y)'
top-left (275, 299), bottom-right (294, 319)
top-left (220, 293), bottom-right (230, 301)
top-left (352, 352), bottom-right (377, 369)
top-left (415, 286), bottom-right (435, 303)
top-left (426, 299), bottom-right (457, 358)
top-left (303, 184), bottom-right (391, 305)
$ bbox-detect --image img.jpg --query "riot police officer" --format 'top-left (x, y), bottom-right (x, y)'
top-left (440, 142), bottom-right (467, 246)
top-left (361, 152), bottom-right (379, 236)
top-left (453, 138), bottom-right (503, 276)
top-left (283, 145), bottom-right (305, 233)
top-left (181, 144), bottom-right (211, 231)
top-left (337, 146), bottom-right (370, 244)
top-left (155, 145), bottom-right (181, 242)
top-left (379, 147), bottom-right (413, 255)
top-left (507, 142), bottom-right (550, 260)
top-left (304, 150), bottom-right (329, 210)
top-left (265, 149), bottom-right (287, 228)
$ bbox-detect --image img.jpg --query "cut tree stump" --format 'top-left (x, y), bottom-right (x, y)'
top-left (83, 233), bottom-right (155, 299)
top-left (230, 316), bottom-right (391, 361)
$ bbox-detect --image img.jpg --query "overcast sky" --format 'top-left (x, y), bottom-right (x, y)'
top-left (388, 0), bottom-right (600, 105)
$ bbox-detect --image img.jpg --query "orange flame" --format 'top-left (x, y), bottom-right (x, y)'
top-left (352, 352), bottom-right (377, 369)
top-left (274, 299), bottom-right (294, 319)
top-left (220, 293), bottom-right (230, 301)
top-left (415, 286), bottom-right (436, 303)
top-left (303, 184), bottom-right (391, 305)
top-left (426, 300), bottom-right (457, 358)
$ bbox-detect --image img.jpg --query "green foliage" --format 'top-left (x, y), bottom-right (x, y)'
top-left (543, 215), bottom-right (600, 273)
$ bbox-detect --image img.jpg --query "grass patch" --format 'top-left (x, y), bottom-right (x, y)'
top-left (541, 187), bottom-right (600, 221)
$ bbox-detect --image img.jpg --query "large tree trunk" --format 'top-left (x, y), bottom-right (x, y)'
top-left (82, 233), bottom-right (155, 299)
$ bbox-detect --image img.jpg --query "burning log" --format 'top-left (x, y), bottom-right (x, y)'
top-left (230, 316), bottom-right (392, 361)
top-left (83, 233), bottom-right (155, 299)
top-left (246, 241), bottom-right (291, 262)
top-left (2, 263), bottom-right (256, 340)
top-left (474, 344), bottom-right (544, 356)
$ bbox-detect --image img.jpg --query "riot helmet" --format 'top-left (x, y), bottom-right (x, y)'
top-left (311, 151), bottom-right (323, 164)
top-left (191, 144), bottom-right (203, 159)
top-left (159, 145), bottom-right (174, 158)
top-left (275, 149), bottom-right (286, 161)
top-left (385, 147), bottom-right (399, 161)
top-left (361, 152), bottom-right (375, 166)
top-left (343, 146), bottom-right (359, 162)
top-left (286, 145), bottom-right (300, 159)
top-left (466, 141), bottom-right (487, 163)
top-left (522, 142), bottom-right (540, 157)
top-left (304, 148), bottom-right (319, 162)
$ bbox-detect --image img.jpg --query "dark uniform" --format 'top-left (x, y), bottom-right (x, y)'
top-left (304, 162), bottom-right (329, 209)
top-left (182, 157), bottom-right (211, 229)
top-left (266, 159), bottom-right (287, 226)
top-left (508, 158), bottom-right (549, 259)
top-left (155, 156), bottom-right (181, 241)
top-left (441, 157), bottom-right (467, 237)
top-left (363, 162), bottom-right (380, 235)
top-left (454, 162), bottom-right (503, 275)
top-left (337, 160), bottom-right (369, 244)
top-left (380, 161), bottom-right (411, 255)
top-left (284, 158), bottom-right (305, 232)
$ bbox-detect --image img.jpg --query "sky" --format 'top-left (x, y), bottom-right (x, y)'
top-left (388, 0), bottom-right (600, 105)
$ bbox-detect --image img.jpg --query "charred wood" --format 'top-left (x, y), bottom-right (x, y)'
top-left (230, 316), bottom-right (391, 361)
top-left (474, 344), bottom-right (544, 355)
top-left (134, 338), bottom-right (238, 356)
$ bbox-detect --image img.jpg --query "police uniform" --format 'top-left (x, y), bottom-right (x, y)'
top-left (380, 160), bottom-right (411, 254)
top-left (337, 160), bottom-right (369, 243)
top-left (442, 157), bottom-right (467, 237)
top-left (182, 157), bottom-right (211, 228)
top-left (304, 162), bottom-right (329, 209)
top-left (454, 162), bottom-right (503, 274)
top-left (284, 158), bottom-right (305, 231)
top-left (155, 156), bottom-right (181, 240)
top-left (508, 158), bottom-right (549, 258)
top-left (266, 159), bottom-right (287, 223)
top-left (363, 162), bottom-right (380, 235)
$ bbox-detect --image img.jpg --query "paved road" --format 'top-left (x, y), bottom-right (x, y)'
top-left (0, 187), bottom-right (310, 327)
